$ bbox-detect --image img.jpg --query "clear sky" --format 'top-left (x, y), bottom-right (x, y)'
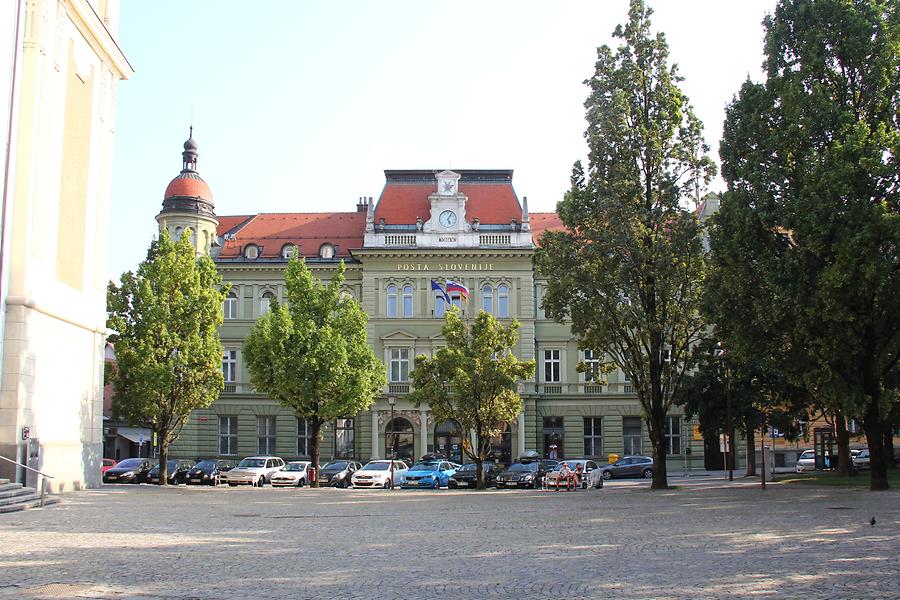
top-left (109, 0), bottom-right (777, 280)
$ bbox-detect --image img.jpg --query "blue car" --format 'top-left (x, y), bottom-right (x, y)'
top-left (400, 460), bottom-right (457, 489)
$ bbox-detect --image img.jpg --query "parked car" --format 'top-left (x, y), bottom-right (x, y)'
top-left (795, 449), bottom-right (815, 473)
top-left (597, 456), bottom-right (654, 480)
top-left (495, 458), bottom-right (559, 489)
top-left (448, 462), bottom-right (500, 489)
top-left (101, 458), bottom-right (117, 474)
top-left (271, 461), bottom-right (312, 487)
top-left (317, 460), bottom-right (362, 488)
top-left (400, 460), bottom-right (457, 489)
top-left (350, 460), bottom-right (408, 489)
top-left (545, 459), bottom-right (604, 490)
top-left (852, 449), bottom-right (870, 471)
top-left (186, 459), bottom-right (234, 486)
top-left (102, 458), bottom-right (153, 484)
top-left (222, 456), bottom-right (285, 487)
top-left (147, 459), bottom-right (195, 485)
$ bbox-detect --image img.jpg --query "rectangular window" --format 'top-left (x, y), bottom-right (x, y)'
top-left (543, 416), bottom-right (564, 459)
top-left (222, 350), bottom-right (237, 383)
top-left (583, 349), bottom-right (600, 382)
top-left (543, 349), bottom-right (561, 383)
top-left (435, 295), bottom-right (446, 318)
top-left (257, 416), bottom-right (276, 455)
top-left (219, 416), bottom-right (238, 455)
top-left (389, 348), bottom-right (410, 382)
top-left (297, 418), bottom-right (310, 457)
top-left (223, 295), bottom-right (237, 320)
top-left (623, 417), bottom-right (642, 455)
top-left (665, 416), bottom-right (681, 455)
top-left (584, 417), bottom-right (602, 457)
top-left (335, 418), bottom-right (354, 459)
top-left (450, 293), bottom-right (462, 309)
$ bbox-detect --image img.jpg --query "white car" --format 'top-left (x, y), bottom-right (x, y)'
top-left (222, 456), bottom-right (285, 487)
top-left (852, 449), bottom-right (870, 470)
top-left (350, 460), bottom-right (408, 489)
top-left (270, 461), bottom-right (311, 487)
top-left (795, 449), bottom-right (815, 473)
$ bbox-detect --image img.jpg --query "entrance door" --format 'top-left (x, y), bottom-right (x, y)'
top-left (434, 420), bottom-right (462, 463)
top-left (386, 418), bottom-right (415, 464)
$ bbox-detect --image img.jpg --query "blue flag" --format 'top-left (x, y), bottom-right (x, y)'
top-left (431, 280), bottom-right (452, 305)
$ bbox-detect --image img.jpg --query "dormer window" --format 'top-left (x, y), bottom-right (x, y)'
top-left (244, 244), bottom-right (259, 259)
top-left (282, 245), bottom-right (296, 259)
top-left (319, 243), bottom-right (335, 259)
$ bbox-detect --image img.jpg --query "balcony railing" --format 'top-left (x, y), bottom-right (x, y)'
top-left (388, 383), bottom-right (410, 394)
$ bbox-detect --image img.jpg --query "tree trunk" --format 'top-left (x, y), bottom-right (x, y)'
top-left (310, 418), bottom-right (322, 488)
top-left (648, 406), bottom-right (668, 490)
top-left (745, 426), bottom-right (756, 477)
top-left (862, 393), bottom-right (888, 490)
top-left (158, 428), bottom-right (168, 486)
top-left (883, 428), bottom-right (895, 470)
top-left (474, 426), bottom-right (485, 489)
top-left (834, 411), bottom-right (853, 477)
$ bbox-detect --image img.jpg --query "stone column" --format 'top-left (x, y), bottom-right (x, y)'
top-left (371, 410), bottom-right (380, 459)
top-left (517, 411), bottom-right (526, 457)
top-left (419, 407), bottom-right (428, 457)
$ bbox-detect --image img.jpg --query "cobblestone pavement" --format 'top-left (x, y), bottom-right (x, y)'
top-left (0, 480), bottom-right (898, 599)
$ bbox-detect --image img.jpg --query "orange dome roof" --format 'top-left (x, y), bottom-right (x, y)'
top-left (164, 171), bottom-right (213, 203)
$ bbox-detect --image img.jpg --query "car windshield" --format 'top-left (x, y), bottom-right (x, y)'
top-left (361, 462), bottom-right (390, 471)
top-left (458, 463), bottom-right (477, 472)
top-left (238, 458), bottom-right (266, 468)
top-left (507, 463), bottom-right (537, 472)
top-left (194, 461), bottom-right (217, 471)
top-left (800, 452), bottom-right (814, 459)
top-left (116, 458), bottom-right (143, 469)
top-left (283, 463), bottom-right (307, 472)
top-left (410, 462), bottom-right (440, 471)
top-left (323, 462), bottom-right (348, 471)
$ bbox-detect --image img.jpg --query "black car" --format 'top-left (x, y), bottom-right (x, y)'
top-left (449, 462), bottom-right (499, 489)
top-left (102, 458), bottom-right (153, 484)
top-left (317, 460), bottom-right (362, 487)
top-left (495, 459), bottom-right (559, 489)
top-left (186, 459), bottom-right (234, 486)
top-left (147, 459), bottom-right (195, 485)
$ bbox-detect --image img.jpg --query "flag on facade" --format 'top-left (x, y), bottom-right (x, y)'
top-left (445, 280), bottom-right (470, 299)
top-left (431, 280), bottom-right (452, 305)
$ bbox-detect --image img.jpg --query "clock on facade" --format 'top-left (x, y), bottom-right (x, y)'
top-left (439, 210), bottom-right (457, 228)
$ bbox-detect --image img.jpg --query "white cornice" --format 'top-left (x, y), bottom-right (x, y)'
top-left (63, 0), bottom-right (133, 79)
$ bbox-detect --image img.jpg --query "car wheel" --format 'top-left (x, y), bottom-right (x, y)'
top-left (383, 479), bottom-right (392, 489)
top-left (642, 468), bottom-right (653, 479)
top-left (602, 470), bottom-right (612, 480)
top-left (228, 483), bottom-right (237, 487)
top-left (433, 479), bottom-right (441, 489)
top-left (298, 478), bottom-right (306, 488)
top-left (257, 476), bottom-right (265, 487)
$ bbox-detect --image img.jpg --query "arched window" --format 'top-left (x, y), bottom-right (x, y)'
top-left (498, 284), bottom-right (509, 317)
top-left (402, 285), bottom-right (413, 317)
top-left (385, 417), bottom-right (414, 464)
top-left (174, 226), bottom-right (183, 241)
top-left (482, 284), bottom-right (494, 314)
top-left (386, 285), bottom-right (398, 317)
top-left (260, 290), bottom-right (275, 315)
top-left (282, 245), bottom-right (296, 259)
top-left (434, 420), bottom-right (462, 463)
top-left (223, 291), bottom-right (238, 320)
top-left (319, 243), bottom-right (335, 259)
top-left (244, 244), bottom-right (259, 259)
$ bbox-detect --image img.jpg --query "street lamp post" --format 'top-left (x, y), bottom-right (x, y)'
top-left (716, 342), bottom-right (734, 482)
top-left (387, 396), bottom-right (396, 489)
top-left (751, 376), bottom-right (766, 490)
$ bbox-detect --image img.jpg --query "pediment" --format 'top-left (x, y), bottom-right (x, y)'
top-left (381, 330), bottom-right (417, 341)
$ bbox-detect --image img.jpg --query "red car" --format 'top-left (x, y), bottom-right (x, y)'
top-left (101, 458), bottom-right (118, 474)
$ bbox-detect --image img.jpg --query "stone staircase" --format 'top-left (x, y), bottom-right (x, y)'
top-left (0, 478), bottom-right (59, 513)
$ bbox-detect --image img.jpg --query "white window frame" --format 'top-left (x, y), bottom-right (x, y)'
top-left (387, 285), bottom-right (398, 317)
top-left (219, 416), bottom-right (238, 456)
top-left (223, 292), bottom-right (238, 320)
top-left (482, 284), bottom-right (494, 314)
top-left (334, 418), bottom-right (355, 459)
top-left (297, 417), bottom-right (310, 457)
top-left (582, 349), bottom-right (601, 382)
top-left (258, 416), bottom-right (277, 455)
top-left (543, 349), bottom-right (561, 383)
top-left (282, 245), bottom-right (296, 259)
top-left (665, 415), bottom-right (682, 455)
top-left (623, 417), bottom-right (642, 455)
top-left (497, 284), bottom-right (509, 317)
top-left (319, 243), bottom-right (335, 259)
top-left (222, 349), bottom-right (237, 383)
top-left (402, 285), bottom-right (414, 317)
top-left (583, 417), bottom-right (602, 457)
top-left (389, 347), bottom-right (410, 382)
top-left (260, 291), bottom-right (275, 316)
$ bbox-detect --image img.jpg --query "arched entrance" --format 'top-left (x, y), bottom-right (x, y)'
top-left (385, 417), bottom-right (414, 464)
top-left (488, 422), bottom-right (512, 468)
top-left (434, 420), bottom-right (462, 463)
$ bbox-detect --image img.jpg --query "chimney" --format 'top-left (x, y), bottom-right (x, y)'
top-left (356, 196), bottom-right (368, 212)
top-left (520, 196), bottom-right (530, 232)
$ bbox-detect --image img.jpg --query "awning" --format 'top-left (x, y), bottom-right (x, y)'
top-left (115, 427), bottom-right (151, 444)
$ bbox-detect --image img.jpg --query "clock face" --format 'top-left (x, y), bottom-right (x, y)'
top-left (439, 210), bottom-right (457, 228)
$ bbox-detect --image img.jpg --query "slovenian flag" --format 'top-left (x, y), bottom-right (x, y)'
top-left (446, 280), bottom-right (470, 300)
top-left (431, 280), bottom-right (451, 305)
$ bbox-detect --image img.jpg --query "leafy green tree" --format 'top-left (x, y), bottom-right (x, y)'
top-left (716, 0), bottom-right (899, 490)
top-left (243, 255), bottom-right (385, 486)
top-left (408, 311), bottom-right (535, 489)
top-left (534, 0), bottom-right (715, 489)
top-left (107, 229), bottom-right (226, 485)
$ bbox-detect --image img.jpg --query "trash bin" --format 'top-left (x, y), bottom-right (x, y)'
top-left (607, 453), bottom-right (619, 464)
top-left (308, 467), bottom-right (316, 484)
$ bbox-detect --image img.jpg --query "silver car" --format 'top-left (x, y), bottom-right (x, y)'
top-left (270, 461), bottom-right (312, 487)
top-left (222, 456), bottom-right (285, 487)
top-left (545, 459), bottom-right (604, 489)
top-left (597, 456), bottom-right (654, 480)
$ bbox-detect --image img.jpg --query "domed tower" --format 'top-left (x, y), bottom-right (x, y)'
top-left (156, 128), bottom-right (219, 256)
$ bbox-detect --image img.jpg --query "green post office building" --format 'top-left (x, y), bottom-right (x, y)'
top-left (157, 136), bottom-right (703, 470)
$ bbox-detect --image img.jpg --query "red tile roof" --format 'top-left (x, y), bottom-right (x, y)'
top-left (216, 212), bottom-right (365, 259)
top-left (217, 215), bottom-right (254, 236)
top-left (529, 212), bottom-right (566, 246)
top-left (374, 177), bottom-right (522, 225)
top-left (164, 172), bottom-right (213, 203)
